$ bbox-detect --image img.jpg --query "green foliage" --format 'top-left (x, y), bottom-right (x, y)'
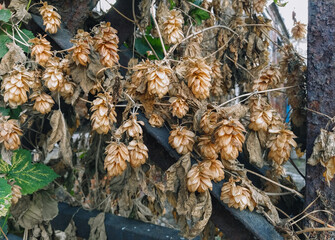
top-left (0, 106), bottom-right (22, 120)
top-left (0, 216), bottom-right (8, 240)
top-left (0, 9), bottom-right (12, 23)
top-left (135, 35), bottom-right (169, 60)
top-left (168, 0), bottom-right (176, 9)
top-left (274, 0), bottom-right (288, 7)
top-left (0, 178), bottom-right (12, 218)
top-left (189, 8), bottom-right (210, 25)
top-left (0, 149), bottom-right (59, 195)
top-left (0, 34), bottom-right (12, 59)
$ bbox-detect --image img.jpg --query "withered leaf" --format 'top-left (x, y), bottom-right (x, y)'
top-left (64, 219), bottom-right (77, 240)
top-left (8, 0), bottom-right (32, 24)
top-left (1, 145), bottom-right (13, 165)
top-left (47, 110), bottom-right (73, 167)
top-left (88, 213), bottom-right (107, 240)
top-left (220, 103), bottom-right (249, 119)
top-left (165, 153), bottom-right (191, 192)
top-left (0, 43), bottom-right (26, 76)
top-left (246, 131), bottom-right (264, 168)
top-left (16, 191), bottom-right (58, 229)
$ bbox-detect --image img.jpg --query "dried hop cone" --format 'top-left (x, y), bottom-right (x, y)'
top-left (220, 178), bottom-right (256, 211)
top-left (253, 66), bottom-right (281, 91)
top-left (39, 2), bottom-right (61, 34)
top-left (208, 159), bottom-right (225, 182)
top-left (249, 105), bottom-right (273, 131)
top-left (30, 92), bottom-right (55, 114)
top-left (186, 58), bottom-right (212, 99)
top-left (170, 97), bottom-right (189, 118)
top-left (29, 35), bottom-right (52, 66)
top-left (104, 141), bottom-right (129, 178)
top-left (162, 9), bottom-right (184, 45)
top-left (122, 114), bottom-right (144, 139)
top-left (2, 66), bottom-right (33, 108)
top-left (267, 128), bottom-right (297, 165)
top-left (0, 118), bottom-right (23, 150)
top-left (211, 60), bottom-right (224, 97)
top-left (128, 140), bottom-right (149, 168)
top-left (90, 93), bottom-right (117, 134)
top-left (291, 21), bottom-right (307, 40)
top-left (148, 113), bottom-right (164, 128)
top-left (169, 126), bottom-right (195, 155)
top-left (253, 0), bottom-right (267, 13)
top-left (198, 135), bottom-right (218, 160)
top-left (187, 161), bottom-right (213, 193)
top-left (94, 22), bottom-right (119, 68)
top-left (200, 110), bottom-right (218, 134)
top-left (71, 29), bottom-right (93, 66)
top-left (43, 57), bottom-right (65, 92)
top-left (215, 119), bottom-right (246, 161)
top-left (11, 184), bottom-right (22, 205)
top-left (147, 63), bottom-right (172, 99)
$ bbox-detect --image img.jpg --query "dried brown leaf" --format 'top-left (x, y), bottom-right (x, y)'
top-left (88, 213), bottom-right (107, 240)
top-left (246, 131), bottom-right (264, 168)
top-left (220, 104), bottom-right (249, 119)
top-left (8, 0), bottom-right (32, 24)
top-left (47, 110), bottom-right (73, 167)
top-left (1, 145), bottom-right (13, 165)
top-left (64, 219), bottom-right (77, 240)
top-left (0, 43), bottom-right (26, 76)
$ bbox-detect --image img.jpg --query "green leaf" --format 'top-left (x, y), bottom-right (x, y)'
top-left (168, 0), bottom-right (176, 9)
top-left (190, 8), bottom-right (210, 25)
top-left (0, 150), bottom-right (59, 195)
top-left (135, 35), bottom-right (169, 60)
top-left (0, 216), bottom-right (8, 239)
top-left (0, 108), bottom-right (10, 117)
top-left (0, 178), bottom-right (12, 218)
top-left (188, 0), bottom-right (202, 6)
top-left (0, 9), bottom-right (12, 23)
top-left (14, 29), bottom-right (34, 53)
top-left (0, 34), bottom-right (11, 59)
top-left (274, 0), bottom-right (288, 7)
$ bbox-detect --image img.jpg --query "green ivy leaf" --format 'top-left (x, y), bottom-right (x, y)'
top-left (0, 149), bottom-right (59, 195)
top-left (14, 29), bottom-right (34, 53)
top-left (0, 9), bottom-right (12, 23)
top-left (190, 8), bottom-right (210, 25)
top-left (0, 178), bottom-right (12, 218)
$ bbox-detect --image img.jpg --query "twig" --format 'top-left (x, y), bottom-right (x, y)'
top-left (265, 192), bottom-right (296, 196)
top-left (246, 169), bottom-right (304, 198)
top-left (0, 25), bottom-right (30, 47)
top-left (205, 35), bottom-right (235, 59)
top-left (111, 5), bottom-right (135, 23)
top-left (0, 225), bottom-right (8, 240)
top-left (290, 210), bottom-right (334, 227)
top-left (288, 158), bottom-right (306, 179)
top-left (289, 196), bottom-right (319, 222)
top-left (217, 86), bottom-right (296, 107)
top-left (305, 107), bottom-right (334, 121)
top-left (295, 227), bottom-right (335, 235)
top-left (164, 25), bottom-right (238, 59)
top-left (276, 207), bottom-right (308, 239)
top-left (225, 54), bottom-right (255, 79)
top-left (150, 1), bottom-right (167, 57)
top-left (308, 215), bottom-right (335, 229)
top-left (132, 0), bottom-right (160, 60)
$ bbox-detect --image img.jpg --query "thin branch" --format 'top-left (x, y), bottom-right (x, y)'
top-left (111, 5), bottom-right (135, 23)
top-left (305, 107), bottom-right (334, 121)
top-left (295, 227), bottom-right (335, 235)
top-left (246, 169), bottom-right (304, 198)
top-left (217, 86), bottom-right (296, 107)
top-left (150, 1), bottom-right (167, 57)
top-left (225, 54), bottom-right (255, 78)
top-left (0, 226), bottom-right (8, 240)
top-left (164, 25), bottom-right (239, 59)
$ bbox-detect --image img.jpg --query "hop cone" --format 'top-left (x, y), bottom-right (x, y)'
top-left (29, 35), bottom-right (52, 66)
top-left (169, 127), bottom-right (195, 155)
top-left (128, 140), bottom-right (148, 168)
top-left (30, 92), bottom-right (54, 114)
top-left (90, 93), bottom-right (117, 134)
top-left (170, 97), bottom-right (189, 119)
top-left (104, 141), bottom-right (129, 178)
top-left (162, 9), bottom-right (184, 45)
top-left (0, 118), bottom-right (23, 150)
top-left (187, 161), bottom-right (212, 193)
top-left (39, 2), bottom-right (61, 34)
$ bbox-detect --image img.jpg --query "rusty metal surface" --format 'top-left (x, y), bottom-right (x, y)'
top-left (305, 0), bottom-right (335, 233)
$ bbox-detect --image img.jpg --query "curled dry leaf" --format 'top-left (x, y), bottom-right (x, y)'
top-left (0, 43), bottom-right (26, 76)
top-left (47, 110), bottom-right (73, 167)
top-left (8, 0), bottom-right (32, 24)
top-left (88, 213), bottom-right (107, 240)
top-left (165, 154), bottom-right (212, 239)
top-left (308, 129), bottom-right (335, 185)
top-left (246, 131), bottom-right (264, 168)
